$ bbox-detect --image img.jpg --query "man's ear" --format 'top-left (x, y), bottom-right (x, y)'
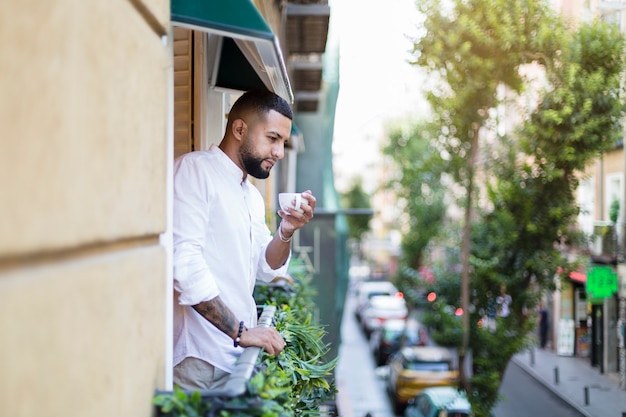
top-left (231, 119), bottom-right (247, 140)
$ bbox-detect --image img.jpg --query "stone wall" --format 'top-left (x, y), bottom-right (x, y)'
top-left (0, 1), bottom-right (170, 416)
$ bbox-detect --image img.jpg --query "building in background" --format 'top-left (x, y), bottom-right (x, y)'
top-left (565, 0), bottom-right (626, 387)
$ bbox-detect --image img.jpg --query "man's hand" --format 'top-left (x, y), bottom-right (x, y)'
top-left (238, 326), bottom-right (286, 356)
top-left (278, 190), bottom-right (316, 237)
top-left (192, 297), bottom-right (286, 355)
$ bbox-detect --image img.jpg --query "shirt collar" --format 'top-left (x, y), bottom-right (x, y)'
top-left (210, 145), bottom-right (247, 185)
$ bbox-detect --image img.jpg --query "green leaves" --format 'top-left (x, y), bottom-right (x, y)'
top-left (383, 121), bottom-right (447, 269)
top-left (153, 386), bottom-right (209, 417)
top-left (155, 273), bottom-right (336, 417)
top-left (399, 1), bottom-right (625, 416)
top-left (252, 267), bottom-right (337, 415)
top-left (524, 20), bottom-right (625, 173)
top-left (269, 308), bottom-right (338, 414)
top-left (340, 177), bottom-right (373, 243)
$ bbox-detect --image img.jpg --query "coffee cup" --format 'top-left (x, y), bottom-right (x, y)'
top-left (278, 192), bottom-right (304, 213)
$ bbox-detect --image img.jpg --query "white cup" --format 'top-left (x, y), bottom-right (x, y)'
top-left (278, 192), bottom-right (304, 213)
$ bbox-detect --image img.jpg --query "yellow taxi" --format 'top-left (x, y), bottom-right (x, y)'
top-left (386, 346), bottom-right (459, 414)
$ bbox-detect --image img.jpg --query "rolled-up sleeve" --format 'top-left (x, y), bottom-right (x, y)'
top-left (173, 156), bottom-right (220, 305)
top-left (257, 252), bottom-right (290, 281)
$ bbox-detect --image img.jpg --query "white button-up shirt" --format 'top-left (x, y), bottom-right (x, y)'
top-left (172, 146), bottom-right (289, 372)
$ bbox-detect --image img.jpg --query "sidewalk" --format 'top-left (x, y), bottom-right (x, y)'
top-left (335, 292), bottom-right (395, 417)
top-left (512, 348), bottom-right (626, 417)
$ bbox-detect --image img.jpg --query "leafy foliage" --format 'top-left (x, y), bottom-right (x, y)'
top-left (254, 263), bottom-right (317, 315)
top-left (410, 1), bottom-right (566, 400)
top-left (610, 198), bottom-right (620, 225)
top-left (421, 300), bottom-right (463, 347)
top-left (382, 121), bottom-right (447, 269)
top-left (153, 387), bottom-right (210, 417)
top-left (412, 0), bottom-right (560, 183)
top-left (523, 22), bottom-right (626, 171)
top-left (399, 1), bottom-right (625, 416)
top-left (154, 263), bottom-right (337, 417)
top-left (271, 309), bottom-right (338, 414)
top-left (340, 177), bottom-right (373, 244)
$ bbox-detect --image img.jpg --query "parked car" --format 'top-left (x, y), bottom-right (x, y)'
top-left (370, 318), bottom-right (406, 366)
top-left (386, 346), bottom-right (459, 414)
top-left (360, 294), bottom-right (408, 337)
top-left (354, 280), bottom-right (400, 322)
top-left (404, 386), bottom-right (487, 417)
top-left (370, 318), bottom-right (428, 366)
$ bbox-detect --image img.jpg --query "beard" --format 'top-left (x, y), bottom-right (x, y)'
top-left (241, 138), bottom-right (271, 179)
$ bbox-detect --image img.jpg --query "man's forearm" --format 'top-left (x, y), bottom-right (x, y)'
top-left (192, 296), bottom-right (239, 339)
top-left (265, 223), bottom-right (292, 269)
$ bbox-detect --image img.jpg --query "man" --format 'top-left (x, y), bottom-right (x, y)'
top-left (172, 90), bottom-right (316, 390)
top-left (539, 305), bottom-right (549, 349)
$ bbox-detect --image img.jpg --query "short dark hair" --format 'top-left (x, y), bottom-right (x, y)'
top-left (229, 90), bottom-right (293, 122)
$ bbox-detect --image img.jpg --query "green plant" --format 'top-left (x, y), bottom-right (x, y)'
top-left (155, 266), bottom-right (336, 417)
top-left (610, 198), bottom-right (620, 224)
top-left (254, 274), bottom-right (316, 315)
top-left (420, 302), bottom-right (463, 347)
top-left (273, 308), bottom-right (337, 413)
top-left (153, 386), bottom-right (210, 417)
top-left (248, 276), bottom-right (337, 415)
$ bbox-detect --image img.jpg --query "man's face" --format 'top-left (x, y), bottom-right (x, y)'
top-left (241, 138), bottom-right (271, 179)
top-left (240, 110), bottom-right (292, 179)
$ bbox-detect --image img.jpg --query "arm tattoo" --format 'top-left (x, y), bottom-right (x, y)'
top-left (192, 296), bottom-right (239, 339)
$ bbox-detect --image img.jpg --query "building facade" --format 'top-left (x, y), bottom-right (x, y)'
top-left (557, 0), bottom-right (626, 388)
top-left (0, 0), bottom-right (335, 416)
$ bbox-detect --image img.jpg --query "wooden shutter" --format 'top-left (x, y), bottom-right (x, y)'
top-left (173, 27), bottom-right (193, 158)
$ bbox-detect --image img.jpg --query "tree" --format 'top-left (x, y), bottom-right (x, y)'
top-left (411, 14), bottom-right (625, 417)
top-left (411, 0), bottom-right (562, 392)
top-left (469, 19), bottom-right (625, 408)
top-left (404, 0), bottom-right (624, 416)
top-left (382, 121), bottom-right (447, 271)
top-left (340, 177), bottom-right (373, 258)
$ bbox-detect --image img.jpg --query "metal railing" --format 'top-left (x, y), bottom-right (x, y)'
top-left (203, 304), bottom-right (276, 398)
top-left (155, 304), bottom-right (277, 403)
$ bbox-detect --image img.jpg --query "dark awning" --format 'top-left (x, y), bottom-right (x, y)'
top-left (171, 0), bottom-right (293, 103)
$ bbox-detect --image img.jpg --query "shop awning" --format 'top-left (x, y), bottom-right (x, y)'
top-left (557, 265), bottom-right (587, 284)
top-left (171, 0), bottom-right (293, 103)
top-left (569, 271), bottom-right (587, 284)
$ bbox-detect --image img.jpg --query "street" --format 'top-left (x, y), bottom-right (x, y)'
top-left (336, 284), bottom-right (585, 417)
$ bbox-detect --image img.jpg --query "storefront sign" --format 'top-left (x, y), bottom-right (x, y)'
top-left (557, 318), bottom-right (575, 356)
top-left (560, 280), bottom-right (573, 320)
top-left (587, 266), bottom-right (618, 299)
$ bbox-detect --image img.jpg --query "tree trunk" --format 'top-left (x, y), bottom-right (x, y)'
top-left (459, 127), bottom-right (480, 392)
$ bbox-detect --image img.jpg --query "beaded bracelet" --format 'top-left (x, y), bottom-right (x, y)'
top-left (278, 222), bottom-right (292, 243)
top-left (233, 320), bottom-right (245, 347)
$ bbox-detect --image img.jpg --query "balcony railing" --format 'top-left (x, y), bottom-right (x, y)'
top-left (202, 304), bottom-right (276, 398)
top-left (154, 305), bottom-right (276, 414)
top-left (155, 275), bottom-right (337, 417)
